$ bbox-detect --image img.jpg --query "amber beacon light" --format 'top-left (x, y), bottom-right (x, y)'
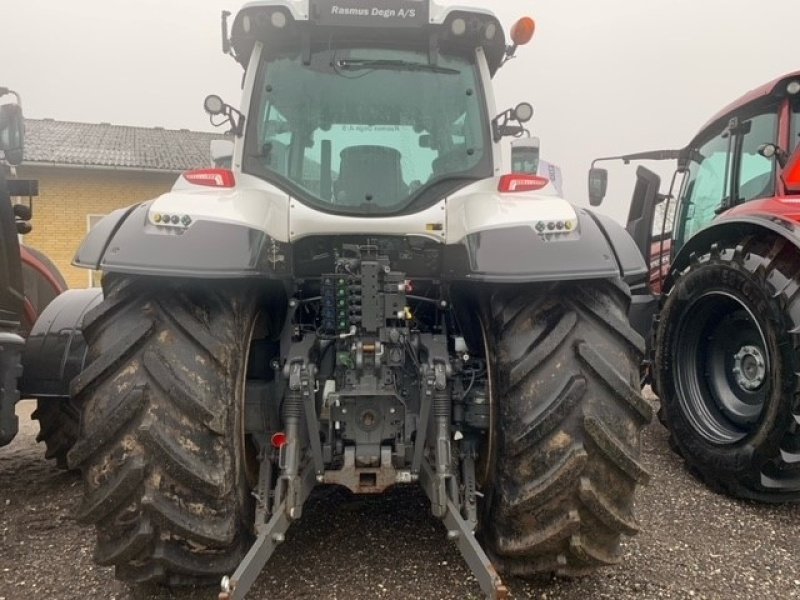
top-left (510, 17), bottom-right (536, 46)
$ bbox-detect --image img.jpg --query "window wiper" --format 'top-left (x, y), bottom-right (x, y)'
top-left (335, 59), bottom-right (459, 75)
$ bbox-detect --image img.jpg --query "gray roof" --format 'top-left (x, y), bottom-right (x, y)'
top-left (23, 118), bottom-right (229, 172)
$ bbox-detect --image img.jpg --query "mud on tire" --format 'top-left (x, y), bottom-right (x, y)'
top-left (67, 276), bottom-right (257, 585)
top-left (482, 280), bottom-right (652, 576)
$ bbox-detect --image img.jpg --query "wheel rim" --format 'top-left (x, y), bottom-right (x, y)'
top-left (673, 290), bottom-right (769, 445)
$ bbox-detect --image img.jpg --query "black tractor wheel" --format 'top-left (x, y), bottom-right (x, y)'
top-left (482, 280), bottom-right (652, 577)
top-left (67, 276), bottom-right (259, 585)
top-left (655, 237), bottom-right (800, 501)
top-left (32, 399), bottom-right (79, 469)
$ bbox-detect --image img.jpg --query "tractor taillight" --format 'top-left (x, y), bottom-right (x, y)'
top-left (183, 168), bottom-right (236, 188)
top-left (498, 174), bottom-right (549, 193)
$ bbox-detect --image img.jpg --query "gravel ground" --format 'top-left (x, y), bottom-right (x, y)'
top-left (2, 392), bottom-right (800, 600)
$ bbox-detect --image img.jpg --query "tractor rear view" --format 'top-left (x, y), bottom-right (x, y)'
top-left (30, 2), bottom-right (652, 597)
top-left (591, 73), bottom-right (800, 501)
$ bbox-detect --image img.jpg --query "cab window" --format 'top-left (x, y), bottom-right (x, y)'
top-left (678, 106), bottom-right (780, 247)
top-left (737, 111), bottom-right (778, 202)
top-left (678, 127), bottom-right (731, 244)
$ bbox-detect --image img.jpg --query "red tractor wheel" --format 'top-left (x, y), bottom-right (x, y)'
top-left (656, 236), bottom-right (800, 501)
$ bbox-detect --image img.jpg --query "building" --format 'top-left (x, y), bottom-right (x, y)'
top-left (16, 119), bottom-right (226, 289)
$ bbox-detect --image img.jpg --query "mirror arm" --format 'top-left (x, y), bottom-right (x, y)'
top-left (592, 149), bottom-right (683, 169)
top-left (228, 107), bottom-right (246, 137)
top-left (207, 102), bottom-right (245, 138)
top-left (492, 108), bottom-right (528, 142)
top-left (491, 110), bottom-right (509, 143)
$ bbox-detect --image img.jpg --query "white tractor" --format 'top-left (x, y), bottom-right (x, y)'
top-left (28, 2), bottom-right (652, 598)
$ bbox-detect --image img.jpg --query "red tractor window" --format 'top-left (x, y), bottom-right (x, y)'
top-left (678, 127), bottom-right (731, 244)
top-left (737, 111), bottom-right (778, 202)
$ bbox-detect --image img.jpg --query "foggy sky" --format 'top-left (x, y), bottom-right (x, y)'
top-left (2, 0), bottom-right (798, 222)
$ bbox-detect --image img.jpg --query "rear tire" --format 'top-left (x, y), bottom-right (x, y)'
top-left (67, 276), bottom-right (257, 585)
top-left (482, 280), bottom-right (652, 576)
top-left (33, 399), bottom-right (79, 469)
top-left (655, 237), bottom-right (800, 501)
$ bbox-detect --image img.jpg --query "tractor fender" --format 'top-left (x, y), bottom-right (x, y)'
top-left (20, 245), bottom-right (68, 333)
top-left (20, 288), bottom-right (102, 399)
top-left (665, 213), bottom-right (800, 293)
top-left (73, 201), bottom-right (291, 279)
top-left (443, 206), bottom-right (648, 284)
top-left (73, 204), bottom-right (140, 270)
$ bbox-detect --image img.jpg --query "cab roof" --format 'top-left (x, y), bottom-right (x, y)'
top-left (694, 70), bottom-right (800, 141)
top-left (231, 0), bottom-right (508, 75)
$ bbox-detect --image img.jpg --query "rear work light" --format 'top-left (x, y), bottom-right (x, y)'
top-left (498, 174), bottom-right (549, 193)
top-left (183, 168), bottom-right (236, 188)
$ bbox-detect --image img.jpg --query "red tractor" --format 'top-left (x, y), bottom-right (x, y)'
top-left (590, 71), bottom-right (800, 502)
top-left (0, 87), bottom-right (74, 464)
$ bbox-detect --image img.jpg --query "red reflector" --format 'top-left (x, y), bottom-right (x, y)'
top-left (271, 432), bottom-right (288, 449)
top-left (183, 168), bottom-right (235, 188)
top-left (498, 174), bottom-right (549, 193)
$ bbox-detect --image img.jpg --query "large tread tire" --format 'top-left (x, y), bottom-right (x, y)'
top-left (655, 236), bottom-right (800, 502)
top-left (482, 280), bottom-right (652, 577)
top-left (32, 399), bottom-right (79, 469)
top-left (67, 276), bottom-right (257, 585)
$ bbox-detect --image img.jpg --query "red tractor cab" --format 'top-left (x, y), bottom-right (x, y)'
top-left (590, 72), bottom-right (800, 502)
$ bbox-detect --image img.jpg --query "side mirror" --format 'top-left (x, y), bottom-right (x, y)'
top-left (210, 139), bottom-right (234, 167)
top-left (511, 136), bottom-right (540, 174)
top-left (588, 167), bottom-right (608, 206)
top-left (0, 102), bottom-right (25, 166)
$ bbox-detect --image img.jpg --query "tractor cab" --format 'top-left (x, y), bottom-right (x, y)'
top-left (201, 1), bottom-right (537, 217)
top-left (589, 72), bottom-right (800, 296)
